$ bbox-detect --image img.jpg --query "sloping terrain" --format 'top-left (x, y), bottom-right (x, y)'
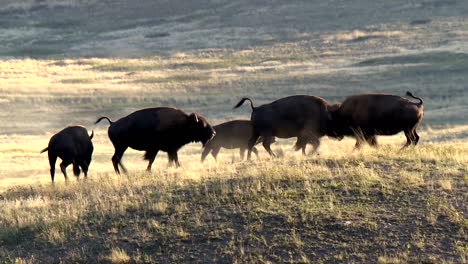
top-left (1, 0), bottom-right (468, 57)
top-left (0, 143), bottom-right (466, 263)
top-left (1, 0), bottom-right (467, 134)
top-left (0, 1), bottom-right (467, 263)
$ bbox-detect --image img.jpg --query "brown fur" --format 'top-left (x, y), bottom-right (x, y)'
top-left (328, 91), bottom-right (424, 148)
top-left (201, 120), bottom-right (273, 161)
top-left (95, 107), bottom-right (215, 174)
top-left (40, 126), bottom-right (94, 183)
top-left (234, 95), bottom-right (332, 159)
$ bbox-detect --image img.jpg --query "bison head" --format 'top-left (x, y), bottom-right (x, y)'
top-left (188, 113), bottom-right (216, 147)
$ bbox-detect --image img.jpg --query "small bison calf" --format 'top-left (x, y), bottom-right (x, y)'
top-left (40, 126), bottom-right (94, 183)
top-left (201, 120), bottom-right (271, 161)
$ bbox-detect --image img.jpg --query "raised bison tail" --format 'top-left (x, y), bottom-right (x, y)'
top-left (234, 97), bottom-right (255, 110)
top-left (406, 91), bottom-right (423, 106)
top-left (40, 147), bottom-right (48, 154)
top-left (95, 116), bottom-right (113, 125)
top-left (89, 130), bottom-right (94, 140)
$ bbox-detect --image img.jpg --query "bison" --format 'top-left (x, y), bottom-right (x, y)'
top-left (95, 107), bottom-right (215, 174)
top-left (201, 120), bottom-right (273, 162)
top-left (234, 95), bottom-right (333, 159)
top-left (328, 91), bottom-right (424, 148)
top-left (40, 126), bottom-right (94, 183)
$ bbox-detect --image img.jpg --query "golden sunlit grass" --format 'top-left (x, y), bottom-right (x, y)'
top-left (1, 43), bottom-right (467, 262)
top-left (325, 30), bottom-right (406, 42)
top-left (0, 135), bottom-right (466, 262)
top-left (108, 248), bottom-right (131, 264)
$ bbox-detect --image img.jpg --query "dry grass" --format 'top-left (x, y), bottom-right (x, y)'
top-left (108, 248), bottom-right (131, 264)
top-left (0, 16), bottom-right (467, 261)
top-left (0, 137), bottom-right (466, 262)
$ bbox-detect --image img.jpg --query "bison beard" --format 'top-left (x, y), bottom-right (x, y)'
top-left (327, 91), bottom-right (424, 149)
top-left (40, 126), bottom-right (94, 183)
top-left (95, 107), bottom-right (215, 174)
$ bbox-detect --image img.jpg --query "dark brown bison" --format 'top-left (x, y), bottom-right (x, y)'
top-left (328, 91), bottom-right (424, 148)
top-left (234, 95), bottom-right (333, 159)
top-left (201, 120), bottom-right (273, 161)
top-left (95, 107), bottom-right (215, 174)
top-left (40, 126), bottom-right (94, 183)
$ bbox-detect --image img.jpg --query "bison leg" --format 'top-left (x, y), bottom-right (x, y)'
top-left (262, 136), bottom-right (276, 157)
top-left (247, 132), bottom-right (260, 160)
top-left (211, 147), bottom-right (220, 160)
top-left (366, 135), bottom-right (378, 147)
top-left (144, 150), bottom-right (159, 172)
top-left (72, 162), bottom-right (81, 178)
top-left (82, 151), bottom-right (92, 179)
top-left (402, 130), bottom-right (414, 148)
top-left (48, 153), bottom-right (57, 183)
top-left (352, 129), bottom-right (366, 150)
top-left (80, 161), bottom-right (89, 179)
top-left (201, 146), bottom-right (212, 162)
top-left (413, 130), bottom-right (420, 145)
top-left (309, 137), bottom-right (320, 155)
top-left (252, 147), bottom-right (259, 159)
top-left (294, 136), bottom-right (307, 155)
top-left (354, 137), bottom-right (365, 150)
top-left (302, 145), bottom-right (307, 155)
top-left (60, 161), bottom-right (71, 181)
top-left (240, 148), bottom-right (246, 160)
top-left (168, 152), bottom-right (181, 167)
top-left (112, 146), bottom-right (128, 174)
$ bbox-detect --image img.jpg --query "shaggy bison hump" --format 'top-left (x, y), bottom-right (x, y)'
top-left (96, 107), bottom-right (215, 174)
top-left (234, 95), bottom-right (332, 158)
top-left (330, 92), bottom-right (424, 148)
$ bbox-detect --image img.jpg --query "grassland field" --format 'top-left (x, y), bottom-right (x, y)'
top-left (0, 0), bottom-right (467, 263)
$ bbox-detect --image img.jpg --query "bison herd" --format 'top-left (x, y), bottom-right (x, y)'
top-left (41, 92), bottom-right (424, 183)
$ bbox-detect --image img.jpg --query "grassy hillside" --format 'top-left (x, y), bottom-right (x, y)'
top-left (1, 141), bottom-right (467, 263)
top-left (1, 1), bottom-right (467, 134)
top-left (0, 49), bottom-right (467, 137)
top-left (1, 0), bottom-right (468, 58)
top-left (0, 0), bottom-right (467, 263)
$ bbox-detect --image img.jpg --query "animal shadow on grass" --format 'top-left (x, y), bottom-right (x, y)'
top-left (0, 172), bottom-right (465, 263)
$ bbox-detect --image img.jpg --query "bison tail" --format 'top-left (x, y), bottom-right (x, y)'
top-left (89, 130), bottom-right (94, 140)
top-left (233, 97), bottom-right (255, 110)
top-left (406, 91), bottom-right (423, 106)
top-left (95, 116), bottom-right (113, 125)
top-left (40, 147), bottom-right (48, 154)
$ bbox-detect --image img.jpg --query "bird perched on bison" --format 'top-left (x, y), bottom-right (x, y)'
top-left (201, 120), bottom-right (273, 162)
top-left (40, 126), bottom-right (94, 183)
top-left (234, 95), bottom-right (333, 159)
top-left (328, 91), bottom-right (424, 148)
top-left (95, 107), bottom-right (215, 174)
